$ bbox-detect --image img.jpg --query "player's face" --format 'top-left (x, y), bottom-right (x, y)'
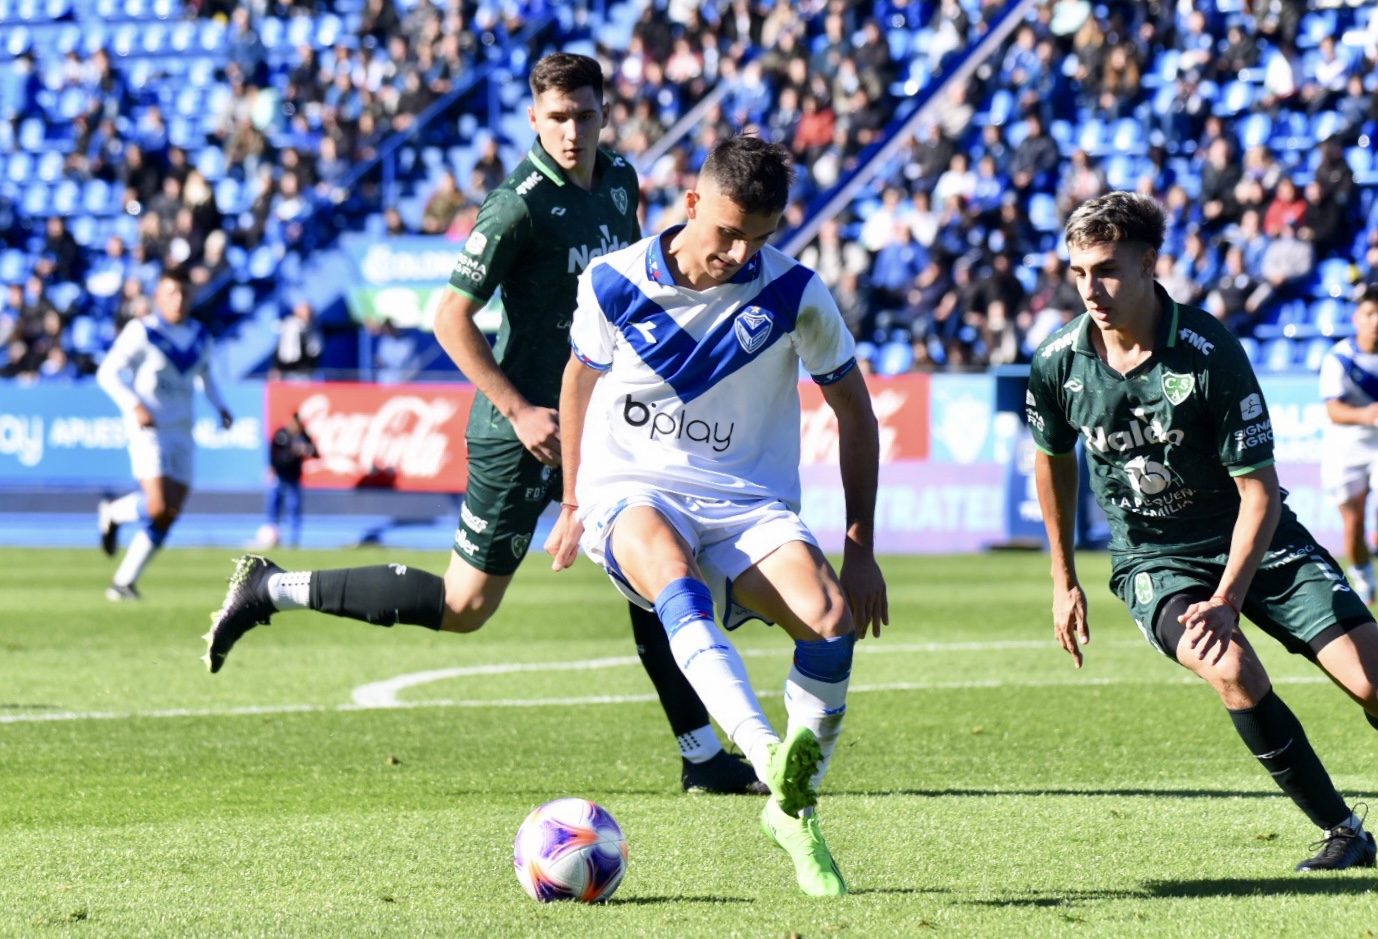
top-left (154, 277), bottom-right (189, 323)
top-left (1067, 240), bottom-right (1157, 333)
top-left (683, 181), bottom-right (781, 285)
top-left (1355, 300), bottom-right (1378, 349)
top-left (528, 85), bottom-right (605, 182)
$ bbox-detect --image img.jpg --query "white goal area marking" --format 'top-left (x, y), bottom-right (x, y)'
top-left (0, 640), bottom-right (1331, 724)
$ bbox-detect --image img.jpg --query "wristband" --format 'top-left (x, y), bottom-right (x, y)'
top-left (561, 502), bottom-right (578, 510)
top-left (1211, 594), bottom-right (1240, 615)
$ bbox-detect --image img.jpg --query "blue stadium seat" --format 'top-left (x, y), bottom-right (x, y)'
top-left (0, 248), bottom-right (27, 284)
top-left (1302, 336), bottom-right (1334, 371)
top-left (1217, 80), bottom-right (1253, 117)
top-left (1346, 146), bottom-right (1373, 176)
top-left (1110, 118), bottom-right (1145, 155)
top-left (21, 181), bottom-right (47, 215)
top-left (854, 340), bottom-right (877, 369)
top-left (1104, 154), bottom-right (1139, 190)
top-left (1238, 112), bottom-right (1272, 149)
top-left (875, 340), bottom-right (915, 376)
top-left (1311, 110), bottom-right (1341, 143)
top-left (6, 151), bottom-right (32, 183)
top-left (1258, 337), bottom-right (1296, 373)
top-left (1310, 297), bottom-right (1350, 333)
top-left (215, 177), bottom-right (242, 214)
top-left (987, 88), bottom-right (1015, 126)
top-left (1077, 118), bottom-right (1106, 155)
top-left (1237, 336), bottom-right (1260, 364)
top-left (1029, 192), bottom-right (1059, 233)
top-left (47, 281), bottom-right (81, 313)
top-left (81, 178), bottom-right (110, 215)
top-left (1316, 257), bottom-right (1353, 298)
top-left (51, 179), bottom-right (78, 215)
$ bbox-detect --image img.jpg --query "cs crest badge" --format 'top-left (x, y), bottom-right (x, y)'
top-left (734, 306), bottom-right (773, 354)
top-left (1162, 371), bottom-right (1195, 406)
top-left (611, 187), bottom-right (628, 215)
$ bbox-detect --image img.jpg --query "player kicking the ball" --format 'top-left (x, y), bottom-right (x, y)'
top-left (547, 135), bottom-right (888, 896)
top-left (202, 53), bottom-right (764, 798)
top-left (1028, 191), bottom-right (1376, 871)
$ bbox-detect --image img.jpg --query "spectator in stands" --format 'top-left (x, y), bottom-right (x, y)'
top-left (1313, 139), bottom-right (1357, 213)
top-left (1254, 0), bottom-right (1306, 49)
top-left (1209, 22), bottom-right (1260, 83)
top-left (422, 170), bottom-right (467, 234)
top-left (1199, 137), bottom-right (1242, 231)
top-left (1302, 35), bottom-right (1353, 116)
top-left (908, 188), bottom-right (940, 248)
top-left (798, 218), bottom-right (869, 291)
top-left (383, 207), bottom-right (411, 237)
top-left (1336, 73), bottom-right (1373, 143)
top-left (1253, 220), bottom-right (1317, 312)
top-left (1225, 208), bottom-right (1271, 278)
top-left (470, 134), bottom-right (507, 198)
top-left (1263, 176), bottom-right (1308, 237)
top-left (191, 231), bottom-right (230, 294)
top-left (1007, 113), bottom-right (1060, 197)
top-left (227, 7), bottom-right (268, 86)
top-left (260, 412), bottom-right (318, 550)
top-left (1242, 143), bottom-right (1286, 193)
top-left (85, 49), bottom-right (129, 124)
top-left (871, 222), bottom-right (928, 314)
top-left (371, 318), bottom-right (414, 384)
top-left (182, 171), bottom-right (224, 261)
top-left (909, 123), bottom-right (956, 193)
top-left (38, 217), bottom-right (84, 285)
top-left (834, 268), bottom-right (873, 341)
top-left (860, 186), bottom-right (911, 254)
top-left (315, 136), bottom-right (352, 200)
top-left (1057, 148), bottom-right (1107, 217)
top-left (1300, 179), bottom-right (1350, 259)
top-left (1259, 39), bottom-right (1301, 114)
top-left (791, 94), bottom-right (836, 165)
top-left (119, 143), bottom-right (161, 211)
top-left (1095, 42), bottom-right (1143, 120)
top-left (1157, 72), bottom-right (1209, 146)
top-left (1205, 244), bottom-right (1264, 336)
top-left (272, 301), bottom-right (323, 380)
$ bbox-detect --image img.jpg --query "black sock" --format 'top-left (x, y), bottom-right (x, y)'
top-left (628, 601), bottom-right (711, 739)
top-left (1229, 689), bottom-right (1350, 830)
top-left (310, 565), bottom-right (446, 629)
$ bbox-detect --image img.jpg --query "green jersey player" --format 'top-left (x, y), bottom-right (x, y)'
top-left (1028, 192), bottom-right (1377, 872)
top-left (204, 53), bottom-right (762, 796)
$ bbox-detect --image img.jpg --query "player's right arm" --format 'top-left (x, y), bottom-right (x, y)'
top-left (95, 320), bottom-right (154, 427)
top-left (1026, 335), bottom-right (1090, 667)
top-left (547, 353), bottom-right (602, 572)
top-left (432, 287), bottom-right (560, 467)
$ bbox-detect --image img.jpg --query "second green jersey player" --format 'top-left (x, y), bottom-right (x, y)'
top-left (204, 52), bottom-right (764, 796)
top-left (1029, 192), bottom-right (1378, 872)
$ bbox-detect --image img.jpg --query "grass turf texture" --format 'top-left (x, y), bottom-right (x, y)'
top-left (1, 547), bottom-right (1374, 938)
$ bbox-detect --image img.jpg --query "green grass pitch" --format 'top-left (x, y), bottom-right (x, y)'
top-left (1, 546), bottom-right (1374, 938)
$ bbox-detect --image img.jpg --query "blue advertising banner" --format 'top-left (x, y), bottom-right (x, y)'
top-left (0, 383), bottom-right (266, 490)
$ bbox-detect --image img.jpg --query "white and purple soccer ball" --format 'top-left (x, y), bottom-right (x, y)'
top-left (513, 798), bottom-right (628, 903)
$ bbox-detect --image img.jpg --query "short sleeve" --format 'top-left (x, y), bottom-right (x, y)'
top-left (1205, 339), bottom-right (1275, 475)
top-left (1026, 348), bottom-right (1077, 455)
top-left (793, 276), bottom-right (856, 380)
top-left (447, 188), bottom-right (528, 303)
top-left (569, 260), bottom-right (616, 370)
top-left (1318, 346), bottom-right (1348, 402)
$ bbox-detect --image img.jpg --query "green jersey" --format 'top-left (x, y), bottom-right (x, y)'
top-left (1027, 285), bottom-right (1291, 558)
top-left (448, 141), bottom-right (641, 440)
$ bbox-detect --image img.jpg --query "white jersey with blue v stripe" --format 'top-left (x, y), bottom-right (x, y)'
top-left (1320, 336), bottom-right (1378, 467)
top-left (96, 315), bottom-right (225, 436)
top-left (569, 230), bottom-right (856, 509)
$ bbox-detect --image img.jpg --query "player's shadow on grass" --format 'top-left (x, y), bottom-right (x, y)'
top-left (1145, 877), bottom-right (1378, 898)
top-left (613, 896), bottom-right (751, 906)
top-left (837, 787), bottom-right (1336, 800)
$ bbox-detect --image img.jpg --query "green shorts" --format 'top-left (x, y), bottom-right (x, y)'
top-left (452, 436), bottom-right (559, 576)
top-left (1110, 517), bottom-right (1373, 661)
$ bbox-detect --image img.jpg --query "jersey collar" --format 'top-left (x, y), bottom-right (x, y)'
top-left (645, 225), bottom-right (762, 287)
top-left (1072, 282), bottom-right (1182, 357)
top-left (527, 139), bottom-right (611, 188)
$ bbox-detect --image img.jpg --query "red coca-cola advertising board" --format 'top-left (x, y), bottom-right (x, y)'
top-left (798, 371), bottom-right (930, 464)
top-left (266, 382), bottom-right (476, 491)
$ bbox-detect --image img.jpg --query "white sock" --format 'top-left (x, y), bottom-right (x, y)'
top-left (677, 725), bottom-right (724, 763)
top-left (113, 530), bottom-right (157, 587)
top-left (666, 617), bottom-right (778, 778)
top-left (107, 492), bottom-right (144, 525)
top-left (785, 667), bottom-right (850, 791)
top-left (266, 571), bottom-right (312, 610)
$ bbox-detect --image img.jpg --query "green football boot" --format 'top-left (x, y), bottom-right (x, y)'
top-left (763, 725), bottom-right (821, 816)
top-left (760, 798), bottom-right (847, 897)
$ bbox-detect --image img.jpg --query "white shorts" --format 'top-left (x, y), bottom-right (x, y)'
top-left (579, 486), bottom-right (817, 630)
top-left (128, 426), bottom-right (194, 484)
top-left (1321, 457), bottom-right (1378, 506)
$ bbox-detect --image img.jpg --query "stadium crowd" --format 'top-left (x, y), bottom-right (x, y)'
top-left (2, 0), bottom-right (1378, 382)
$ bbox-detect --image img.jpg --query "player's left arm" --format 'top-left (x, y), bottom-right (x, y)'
top-left (819, 367), bottom-right (888, 638)
top-left (196, 362), bottom-right (234, 429)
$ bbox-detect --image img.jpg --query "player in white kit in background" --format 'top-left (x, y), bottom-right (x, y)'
top-left (547, 136), bottom-right (888, 897)
top-left (1320, 285), bottom-right (1378, 605)
top-left (96, 267), bottom-right (233, 600)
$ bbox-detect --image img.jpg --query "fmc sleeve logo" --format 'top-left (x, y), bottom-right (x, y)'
top-left (1161, 371), bottom-right (1195, 405)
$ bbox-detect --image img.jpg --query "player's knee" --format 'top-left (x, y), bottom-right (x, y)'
top-left (149, 506), bottom-right (178, 528)
top-left (440, 592), bottom-right (497, 633)
top-left (800, 589), bottom-right (853, 640)
top-left (793, 632), bottom-right (856, 683)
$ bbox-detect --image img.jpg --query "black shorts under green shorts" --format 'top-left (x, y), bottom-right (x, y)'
top-left (1110, 517), bottom-right (1373, 661)
top-left (452, 435), bottom-right (559, 576)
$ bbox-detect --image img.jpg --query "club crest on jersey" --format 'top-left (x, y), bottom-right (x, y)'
top-left (734, 306), bottom-right (773, 354)
top-left (611, 187), bottom-right (628, 215)
top-left (1133, 572), bottom-right (1154, 606)
top-left (511, 533), bottom-right (531, 559)
top-left (1161, 371), bottom-right (1195, 405)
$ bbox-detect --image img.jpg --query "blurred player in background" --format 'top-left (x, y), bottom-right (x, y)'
top-left (548, 135), bottom-right (888, 896)
top-left (1029, 192), bottom-right (1377, 872)
top-left (1319, 285), bottom-right (1378, 605)
top-left (203, 52), bottom-right (764, 796)
top-left (257, 412), bottom-right (317, 549)
top-left (97, 267), bottom-right (233, 600)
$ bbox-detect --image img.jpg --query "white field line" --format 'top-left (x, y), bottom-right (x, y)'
top-left (0, 640), bottom-right (1331, 725)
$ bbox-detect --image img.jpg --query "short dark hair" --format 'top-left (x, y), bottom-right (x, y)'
top-left (529, 52), bottom-right (604, 102)
top-left (1356, 283), bottom-right (1378, 306)
top-left (159, 266), bottom-right (191, 287)
top-left (1064, 191), bottom-right (1166, 252)
top-left (700, 135), bottom-right (795, 216)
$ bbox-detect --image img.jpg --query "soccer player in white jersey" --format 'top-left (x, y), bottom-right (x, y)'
top-left (96, 268), bottom-right (233, 600)
top-left (547, 136), bottom-right (889, 897)
top-left (1321, 286), bottom-right (1378, 604)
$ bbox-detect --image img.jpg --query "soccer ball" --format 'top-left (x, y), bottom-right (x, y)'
top-left (513, 798), bottom-right (628, 903)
